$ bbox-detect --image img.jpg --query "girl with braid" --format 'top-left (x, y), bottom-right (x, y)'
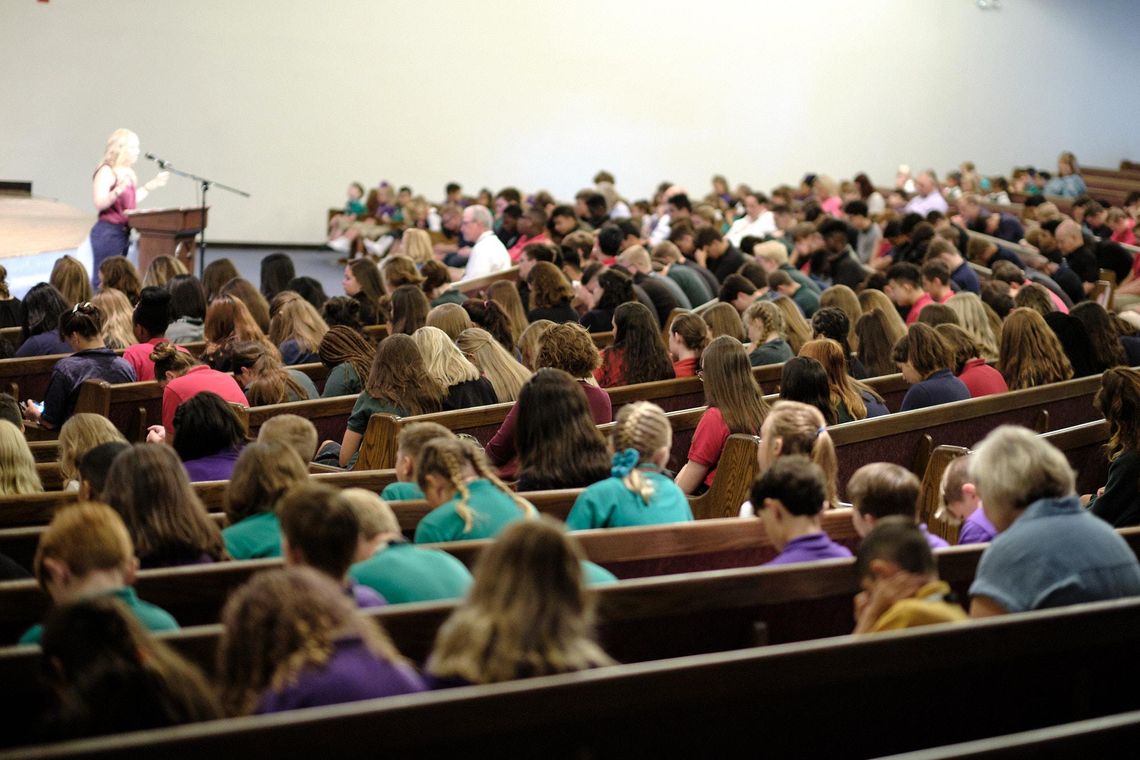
top-left (744, 300), bottom-right (794, 367)
top-left (413, 438), bottom-right (537, 544)
top-left (567, 402), bottom-right (693, 529)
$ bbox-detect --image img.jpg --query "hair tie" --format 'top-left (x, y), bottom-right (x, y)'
top-left (816, 426), bottom-right (826, 436)
top-left (611, 448), bottom-right (641, 478)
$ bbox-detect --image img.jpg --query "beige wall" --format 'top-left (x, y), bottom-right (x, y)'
top-left (2, 0), bottom-right (1137, 243)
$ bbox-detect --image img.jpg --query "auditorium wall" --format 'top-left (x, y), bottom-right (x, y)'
top-left (2, 0), bottom-right (1138, 244)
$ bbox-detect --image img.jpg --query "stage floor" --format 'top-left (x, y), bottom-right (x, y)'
top-left (0, 196), bottom-right (91, 259)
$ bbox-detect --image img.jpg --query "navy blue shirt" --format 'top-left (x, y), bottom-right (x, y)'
top-left (42, 347), bottom-right (136, 427)
top-left (950, 261), bottom-right (980, 295)
top-left (15, 332), bottom-right (71, 358)
top-left (899, 369), bottom-right (971, 413)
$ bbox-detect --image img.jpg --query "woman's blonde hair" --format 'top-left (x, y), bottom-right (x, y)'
top-left (0, 421), bottom-right (43, 496)
top-left (401, 228), bottom-right (434, 265)
top-left (518, 319), bottom-right (555, 371)
top-left (456, 327), bottom-right (532, 403)
top-left (772, 295), bottom-right (812, 353)
top-left (268, 291), bottom-right (329, 356)
top-left (101, 128), bottom-right (138, 169)
top-left (92, 288), bottom-right (137, 350)
top-left (413, 325), bottom-right (480, 387)
top-left (218, 566), bottom-right (405, 716)
top-left (799, 338), bottom-right (869, 420)
top-left (488, 280), bottom-right (529, 345)
top-left (58, 413), bottom-right (126, 485)
top-left (744, 300), bottom-right (786, 341)
top-left (761, 400), bottom-right (838, 508)
top-left (50, 255), bottom-right (93, 308)
top-left (425, 302), bottom-right (473, 340)
top-left (416, 438), bottom-right (533, 533)
top-left (858, 288), bottom-right (908, 341)
top-left (819, 285), bottom-right (862, 351)
top-left (999, 308), bottom-right (1074, 390)
top-left (611, 401), bottom-right (672, 503)
top-left (427, 517), bottom-right (613, 685)
top-left (142, 255), bottom-right (188, 289)
top-left (945, 292), bottom-right (1000, 361)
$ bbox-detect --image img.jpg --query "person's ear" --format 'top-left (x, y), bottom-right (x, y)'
top-left (771, 436), bottom-right (784, 458)
top-left (78, 481), bottom-right (92, 501)
top-left (41, 558), bottom-right (69, 591)
top-left (164, 370), bottom-right (176, 383)
top-left (123, 557), bottom-right (139, 586)
top-left (868, 558), bottom-right (900, 581)
top-left (961, 483), bottom-right (977, 499)
top-left (650, 446), bottom-right (669, 468)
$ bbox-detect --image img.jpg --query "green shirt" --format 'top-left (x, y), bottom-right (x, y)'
top-left (414, 479), bottom-right (529, 544)
top-left (781, 263), bottom-right (821, 295)
top-left (582, 560), bottom-right (618, 585)
top-left (431, 289), bottom-right (468, 307)
top-left (222, 511), bottom-right (282, 559)
top-left (19, 586), bottom-right (179, 645)
top-left (349, 542), bottom-right (473, 604)
top-left (566, 471), bottom-right (694, 530)
top-left (666, 266), bottom-right (713, 307)
top-left (322, 363), bottom-right (361, 398)
top-left (347, 393), bottom-right (406, 435)
top-left (380, 481), bottom-right (425, 502)
top-left (791, 285), bottom-right (820, 318)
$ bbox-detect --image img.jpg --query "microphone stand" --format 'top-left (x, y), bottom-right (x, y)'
top-left (149, 156), bottom-right (250, 278)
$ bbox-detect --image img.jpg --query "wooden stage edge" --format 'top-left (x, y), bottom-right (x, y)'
top-left (0, 196), bottom-right (91, 260)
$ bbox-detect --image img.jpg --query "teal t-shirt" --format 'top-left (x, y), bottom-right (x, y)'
top-left (380, 481), bottom-right (425, 502)
top-left (349, 542), bottom-right (473, 604)
top-left (223, 511), bottom-right (282, 559)
top-left (566, 470), bottom-right (694, 530)
top-left (322, 363), bottom-right (361, 398)
top-left (431, 289), bottom-right (468, 307)
top-left (582, 560), bottom-right (618, 585)
top-left (19, 586), bottom-right (179, 645)
top-left (414, 479), bottom-right (530, 544)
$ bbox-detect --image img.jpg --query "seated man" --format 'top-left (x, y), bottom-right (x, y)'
top-left (750, 456), bottom-right (853, 566)
top-left (843, 199), bottom-right (882, 265)
top-left (938, 454), bottom-right (996, 545)
top-left (848, 462), bottom-right (948, 549)
top-left (853, 516), bottom-right (968, 633)
top-left (278, 483), bottom-right (386, 609)
top-left (21, 502), bottom-right (179, 645)
top-left (752, 239), bottom-right (821, 294)
top-left (920, 260), bottom-right (954, 306)
top-left (718, 273), bottom-right (765, 314)
top-left (924, 238), bottom-right (979, 295)
top-left (887, 262), bottom-right (931, 324)
top-left (381, 421), bottom-right (457, 502)
top-left (767, 270), bottom-right (819, 318)
top-left (968, 425), bottom-right (1140, 617)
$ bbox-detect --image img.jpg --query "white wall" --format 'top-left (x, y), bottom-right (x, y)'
top-left (2, 0), bottom-right (1138, 244)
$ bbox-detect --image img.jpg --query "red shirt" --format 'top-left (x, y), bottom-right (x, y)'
top-left (673, 356), bottom-right (698, 378)
top-left (905, 292), bottom-right (934, 325)
top-left (507, 233), bottom-right (549, 262)
top-left (162, 364), bottom-right (248, 432)
top-left (123, 337), bottom-right (190, 382)
top-left (594, 347), bottom-right (626, 388)
top-left (957, 358), bottom-right (1008, 398)
top-left (687, 406), bottom-right (731, 487)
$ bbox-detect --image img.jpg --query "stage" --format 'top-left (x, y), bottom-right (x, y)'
top-left (0, 195), bottom-right (91, 260)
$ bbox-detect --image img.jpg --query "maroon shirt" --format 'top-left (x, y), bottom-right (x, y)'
top-left (486, 380), bottom-right (612, 475)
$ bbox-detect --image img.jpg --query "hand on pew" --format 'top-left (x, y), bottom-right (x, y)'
top-left (147, 425), bottom-right (166, 444)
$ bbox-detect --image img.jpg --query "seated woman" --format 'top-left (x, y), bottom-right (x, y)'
top-left (343, 259), bottom-right (385, 326)
top-left (426, 518), bottom-right (613, 687)
top-left (527, 261), bottom-right (578, 324)
top-left (22, 302), bottom-right (136, 430)
top-left (779, 356), bottom-right (838, 425)
top-left (318, 325), bottom-right (374, 398)
top-left (567, 401), bottom-right (693, 529)
top-left (701, 301), bottom-right (746, 342)
top-left (142, 254), bottom-right (187, 289)
top-left (488, 280), bottom-right (530, 346)
top-left (414, 438), bottom-right (535, 544)
top-left (668, 312), bottom-right (709, 378)
top-left (321, 294), bottom-right (364, 332)
top-left (218, 567), bottom-right (424, 715)
top-left (98, 256), bottom-right (141, 305)
top-left (456, 327), bottom-right (532, 403)
top-left (1085, 367), bottom-right (1140, 527)
top-left (799, 338), bottom-right (888, 422)
top-left (412, 326), bottom-right (498, 410)
top-left (170, 391), bottom-right (248, 482)
top-left (259, 252), bottom-right (294, 302)
top-left (741, 400), bottom-right (838, 516)
top-left (388, 284), bottom-right (431, 336)
top-left (514, 369), bottom-right (611, 492)
top-left (811, 306), bottom-right (866, 379)
top-left (744, 300), bottom-right (795, 367)
top-left (854, 309), bottom-right (905, 378)
top-left (675, 336), bottom-right (769, 494)
top-left (268, 291), bottom-right (328, 365)
top-left (201, 295), bottom-right (276, 373)
top-left (164, 275), bottom-right (207, 345)
top-left (0, 420), bottom-right (43, 496)
top-left (230, 340), bottom-right (319, 406)
top-left (1070, 301), bottom-right (1129, 374)
top-left (1000, 308), bottom-right (1075, 390)
top-left (57, 413), bottom-right (126, 492)
top-left (579, 267), bottom-right (635, 333)
top-left (15, 283), bottom-right (72, 357)
top-left (595, 301), bottom-right (675, 388)
top-left (462, 299), bottom-right (518, 354)
top-left (223, 442), bottom-right (310, 559)
top-left (934, 324), bottom-right (1008, 398)
top-left (101, 443), bottom-right (226, 567)
top-left (49, 254), bottom-right (92, 310)
top-left (91, 288), bottom-right (137, 350)
top-left (149, 341), bottom-right (248, 438)
top-left (338, 334), bottom-right (444, 468)
top-left (421, 259), bottom-right (466, 307)
top-left (894, 323), bottom-right (972, 412)
top-left (380, 254), bottom-right (424, 295)
top-left (426, 302), bottom-right (474, 340)
top-left (219, 278), bottom-right (272, 334)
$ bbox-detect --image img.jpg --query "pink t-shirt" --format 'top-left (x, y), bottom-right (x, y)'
top-left (958, 358), bottom-right (1008, 398)
top-left (124, 338), bottom-right (190, 382)
top-left (687, 406), bottom-right (731, 487)
top-left (162, 364), bottom-right (248, 432)
top-left (905, 292), bottom-right (934, 325)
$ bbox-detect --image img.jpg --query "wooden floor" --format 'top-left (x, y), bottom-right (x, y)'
top-left (0, 195), bottom-right (91, 259)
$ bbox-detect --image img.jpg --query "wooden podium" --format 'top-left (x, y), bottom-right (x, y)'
top-left (127, 207), bottom-right (207, 275)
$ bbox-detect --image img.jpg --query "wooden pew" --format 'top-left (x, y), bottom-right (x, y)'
top-left (26, 441), bottom-right (58, 464)
top-left (0, 326), bottom-right (21, 353)
top-left (9, 538), bottom-right (1140, 757)
top-left (73, 380), bottom-right (164, 442)
top-left (1041, 419), bottom-right (1110, 497)
top-left (243, 393), bottom-right (357, 443)
top-left (453, 266), bottom-right (519, 295)
top-left (0, 352), bottom-right (68, 407)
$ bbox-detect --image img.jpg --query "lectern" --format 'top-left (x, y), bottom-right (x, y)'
top-left (126, 207), bottom-right (207, 275)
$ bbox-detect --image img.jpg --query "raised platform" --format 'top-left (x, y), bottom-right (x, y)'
top-left (0, 195), bottom-right (91, 260)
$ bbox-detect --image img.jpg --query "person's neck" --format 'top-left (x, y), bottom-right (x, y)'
top-left (675, 347), bottom-right (698, 361)
top-left (780, 516), bottom-right (823, 547)
top-left (53, 570), bottom-right (126, 605)
top-left (763, 332), bottom-right (781, 344)
top-left (71, 336), bottom-right (104, 351)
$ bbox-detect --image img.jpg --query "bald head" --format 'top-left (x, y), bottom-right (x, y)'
top-left (1055, 220), bottom-right (1083, 253)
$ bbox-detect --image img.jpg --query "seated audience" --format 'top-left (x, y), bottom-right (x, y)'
top-left (98, 256), bottom-right (142, 305)
top-left (170, 392), bottom-right (247, 482)
top-left (854, 309), bottom-right (904, 378)
top-left (771, 295), bottom-right (813, 353)
top-left (741, 400), bottom-right (838, 516)
top-left (320, 294), bottom-right (364, 332)
top-left (268, 291), bottom-right (329, 365)
top-left (999, 308), bottom-right (1074, 390)
top-left (91, 288), bottom-right (137, 350)
top-left (456, 327), bottom-right (532, 403)
top-left (57, 413), bottom-right (126, 492)
top-left (939, 454), bottom-right (996, 545)
top-left (1085, 367), bottom-right (1140, 527)
top-left (23, 302), bottom-right (136, 429)
top-left (744, 300), bottom-right (795, 367)
top-left (462, 298), bottom-right (518, 354)
top-left (122, 286), bottom-right (187, 381)
top-left (318, 325), bottom-right (375, 397)
top-left (201, 295), bottom-right (275, 372)
top-left (217, 567), bottom-right (424, 715)
top-left (258, 252), bottom-right (295, 302)
top-left (1043, 311), bottom-right (1099, 378)
top-left (579, 267), bottom-right (635, 332)
top-left (526, 261), bottom-right (578, 323)
top-left (76, 441), bottom-right (130, 500)
top-left (380, 422), bottom-right (456, 502)
top-left (278, 484), bottom-right (385, 608)
top-left (414, 438), bottom-right (535, 544)
top-left (487, 280), bottom-right (530, 345)
top-left (779, 356), bottom-right (838, 425)
top-left (202, 259), bottom-right (240, 303)
top-left (668, 311), bottom-right (709, 377)
top-left (413, 326), bottom-right (498, 409)
top-left (49, 255), bottom-right (92, 310)
top-left (518, 318), bottom-right (554, 371)
top-left (141, 254), bottom-right (188, 288)
top-left (514, 369), bottom-right (610, 492)
top-left (149, 341), bottom-right (247, 437)
top-left (568, 402), bottom-right (693, 529)
top-left (887, 263), bottom-right (932, 325)
top-left (1070, 302), bottom-right (1129, 374)
top-left (426, 302), bottom-right (474, 340)
top-left (256, 413), bottom-right (319, 464)
top-left (944, 292), bottom-right (999, 362)
top-left (344, 489), bottom-right (474, 603)
top-left (768, 269), bottom-right (819, 318)
top-left (0, 419), bottom-right (43, 496)
top-left (751, 455), bottom-right (852, 565)
top-left (595, 301), bottom-right (675, 387)
top-left (425, 518), bottom-right (613, 687)
top-left (219, 278), bottom-right (272, 334)
top-left (222, 442), bottom-right (309, 559)
top-left (718, 273), bottom-right (764, 314)
top-left (230, 340), bottom-right (319, 405)
top-left (811, 306), bottom-right (866, 379)
top-left (343, 259), bottom-right (385, 326)
top-left (164, 275), bottom-right (207, 345)
top-left (853, 517), bottom-right (968, 634)
top-left (702, 301), bottom-right (746, 342)
top-left (387, 284), bottom-right (431, 336)
top-left (799, 338), bottom-right (888, 422)
top-left (968, 425), bottom-right (1140, 616)
top-left (934, 323), bottom-right (1008, 398)
top-left (893, 323), bottom-right (970, 412)
top-left (21, 503), bottom-right (180, 645)
top-left (101, 443), bottom-right (226, 567)
top-left (676, 336), bottom-right (769, 494)
top-left (848, 462), bottom-right (948, 549)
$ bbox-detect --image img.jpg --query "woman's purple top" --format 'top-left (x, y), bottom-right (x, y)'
top-left (182, 448), bottom-right (242, 483)
top-left (255, 636), bottom-right (426, 714)
top-left (348, 580), bottom-right (387, 609)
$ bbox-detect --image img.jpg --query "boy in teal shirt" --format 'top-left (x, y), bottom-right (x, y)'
top-left (379, 421), bottom-right (456, 502)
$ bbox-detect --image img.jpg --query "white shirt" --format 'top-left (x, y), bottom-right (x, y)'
top-left (904, 190), bottom-right (949, 217)
top-left (725, 211), bottom-right (776, 247)
top-left (462, 230), bottom-right (510, 281)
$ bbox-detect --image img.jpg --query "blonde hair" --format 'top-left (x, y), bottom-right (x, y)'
top-left (427, 517), bottom-right (613, 684)
top-left (268, 291), bottom-right (329, 356)
top-left (456, 327), bottom-right (532, 403)
top-left (413, 325), bottom-right (480, 387)
top-left (416, 438), bottom-right (534, 534)
top-left (611, 402), bottom-right (671, 503)
top-left (35, 502), bottom-right (133, 586)
top-left (744, 300), bottom-right (786, 340)
top-left (702, 302), bottom-right (745, 342)
top-left (761, 401), bottom-right (838, 508)
top-left (92, 288), bottom-right (137, 350)
top-left (425, 302), bottom-right (473, 340)
top-left (256, 414), bottom-right (318, 462)
top-left (58, 413), bottom-right (126, 485)
top-left (946, 292), bottom-right (1000, 361)
top-left (772, 296), bottom-right (812, 353)
top-left (100, 128), bottom-right (138, 169)
top-left (50, 255), bottom-right (93, 308)
top-left (401, 228), bottom-right (434, 265)
top-left (142, 255), bottom-right (188, 289)
top-left (340, 488), bottom-right (400, 539)
top-left (858, 289), bottom-right (908, 341)
top-left (488, 280), bottom-right (529, 345)
top-left (0, 421), bottom-right (43, 496)
top-left (799, 338), bottom-right (867, 420)
top-left (518, 319), bottom-right (555, 371)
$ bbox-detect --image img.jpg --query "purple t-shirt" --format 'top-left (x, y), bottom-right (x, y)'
top-left (766, 532), bottom-right (853, 566)
top-left (957, 508), bottom-right (997, 545)
top-left (348, 580), bottom-right (387, 609)
top-left (255, 636), bottom-right (427, 714)
top-left (920, 523), bottom-right (949, 550)
top-left (182, 448), bottom-right (242, 483)
top-left (41, 347), bottom-right (136, 427)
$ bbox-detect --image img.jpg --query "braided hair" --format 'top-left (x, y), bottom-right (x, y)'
top-left (417, 438), bottom-right (534, 534)
top-left (611, 402), bottom-right (672, 503)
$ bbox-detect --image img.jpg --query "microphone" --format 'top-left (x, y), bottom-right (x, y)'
top-left (145, 152), bottom-right (168, 168)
